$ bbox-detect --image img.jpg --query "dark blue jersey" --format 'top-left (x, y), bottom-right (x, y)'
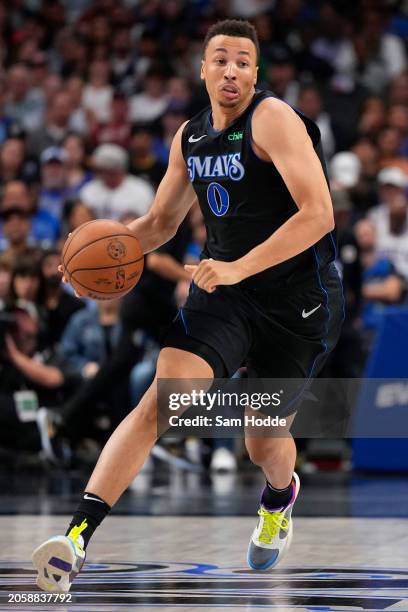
top-left (181, 89), bottom-right (336, 290)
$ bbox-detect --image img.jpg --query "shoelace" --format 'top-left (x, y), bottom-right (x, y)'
top-left (67, 519), bottom-right (87, 551)
top-left (258, 508), bottom-right (289, 544)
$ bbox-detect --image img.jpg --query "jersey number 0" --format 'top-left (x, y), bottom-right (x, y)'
top-left (207, 182), bottom-right (230, 217)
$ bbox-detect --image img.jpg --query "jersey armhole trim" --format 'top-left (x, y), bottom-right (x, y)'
top-left (247, 94), bottom-right (275, 165)
top-left (180, 120), bottom-right (191, 159)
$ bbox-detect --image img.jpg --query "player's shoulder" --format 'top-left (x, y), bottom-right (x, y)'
top-left (252, 91), bottom-right (321, 145)
top-left (252, 93), bottom-right (301, 126)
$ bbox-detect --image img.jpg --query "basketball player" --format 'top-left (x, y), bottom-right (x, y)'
top-left (32, 19), bottom-right (343, 590)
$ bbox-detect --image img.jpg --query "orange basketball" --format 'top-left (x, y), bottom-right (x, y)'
top-left (61, 219), bottom-right (144, 300)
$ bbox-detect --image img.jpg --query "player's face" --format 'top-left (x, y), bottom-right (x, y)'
top-left (201, 35), bottom-right (258, 109)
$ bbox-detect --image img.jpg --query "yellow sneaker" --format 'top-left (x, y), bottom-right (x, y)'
top-left (32, 521), bottom-right (87, 592)
top-left (247, 472), bottom-right (300, 570)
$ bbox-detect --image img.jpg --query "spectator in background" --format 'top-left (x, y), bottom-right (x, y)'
top-left (27, 91), bottom-right (73, 158)
top-left (10, 257), bottom-right (43, 312)
top-left (369, 167), bottom-right (408, 281)
top-left (388, 104), bottom-right (408, 157)
top-left (60, 298), bottom-right (122, 379)
top-left (0, 256), bottom-right (12, 308)
top-left (351, 137), bottom-right (380, 214)
top-left (64, 76), bottom-right (89, 135)
top-left (0, 137), bottom-right (37, 188)
top-left (28, 51), bottom-right (51, 99)
top-left (41, 74), bottom-right (64, 109)
top-left (264, 44), bottom-right (299, 107)
top-left (377, 127), bottom-right (408, 175)
top-left (130, 70), bottom-right (168, 124)
top-left (111, 27), bottom-right (137, 95)
top-left (329, 151), bottom-right (362, 192)
top-left (38, 147), bottom-right (70, 224)
top-left (133, 32), bottom-right (161, 90)
top-left (332, 190), bottom-right (362, 323)
top-left (0, 77), bottom-right (14, 145)
top-left (0, 206), bottom-right (37, 263)
top-left (91, 92), bottom-right (131, 149)
top-left (63, 133), bottom-right (92, 193)
top-left (153, 106), bottom-right (188, 164)
top-left (357, 96), bottom-right (387, 141)
top-left (310, 3), bottom-right (349, 80)
top-left (5, 64), bottom-right (44, 133)
top-left (388, 71), bottom-right (408, 107)
top-left (0, 304), bottom-right (75, 458)
top-left (355, 218), bottom-right (405, 333)
top-left (335, 8), bottom-right (406, 94)
top-left (55, 298), bottom-right (133, 441)
top-left (129, 124), bottom-right (166, 189)
top-left (321, 190), bottom-right (364, 377)
top-left (39, 249), bottom-right (84, 351)
top-left (296, 84), bottom-right (336, 159)
top-left (82, 59), bottom-right (113, 123)
top-left (56, 31), bottom-right (89, 78)
top-left (1, 180), bottom-right (59, 247)
top-left (166, 76), bottom-right (192, 113)
top-left (80, 144), bottom-right (154, 219)
top-left (61, 198), bottom-right (94, 240)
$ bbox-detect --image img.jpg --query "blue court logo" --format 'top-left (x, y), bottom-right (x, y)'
top-left (207, 182), bottom-right (229, 216)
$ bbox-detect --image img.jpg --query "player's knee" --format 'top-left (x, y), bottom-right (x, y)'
top-left (157, 347), bottom-right (214, 379)
top-left (245, 437), bottom-right (281, 468)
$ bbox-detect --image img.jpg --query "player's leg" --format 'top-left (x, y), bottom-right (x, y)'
top-left (245, 265), bottom-right (344, 570)
top-left (32, 347), bottom-right (213, 593)
top-left (245, 417), bottom-right (296, 489)
top-left (84, 346), bottom-right (213, 504)
top-left (245, 417), bottom-right (300, 570)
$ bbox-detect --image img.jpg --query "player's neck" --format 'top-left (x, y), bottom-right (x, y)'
top-left (211, 90), bottom-right (255, 131)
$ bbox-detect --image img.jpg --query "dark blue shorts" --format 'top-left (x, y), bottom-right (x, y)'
top-left (163, 263), bottom-right (344, 383)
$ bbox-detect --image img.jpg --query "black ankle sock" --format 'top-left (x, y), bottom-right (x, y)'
top-left (65, 492), bottom-right (111, 550)
top-left (261, 477), bottom-right (295, 510)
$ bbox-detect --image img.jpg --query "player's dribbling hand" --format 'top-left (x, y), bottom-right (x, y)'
top-left (184, 259), bottom-right (244, 293)
top-left (58, 233), bottom-right (81, 298)
top-left (58, 264), bottom-right (82, 298)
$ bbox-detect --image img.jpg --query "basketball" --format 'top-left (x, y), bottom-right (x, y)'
top-left (61, 219), bottom-right (144, 300)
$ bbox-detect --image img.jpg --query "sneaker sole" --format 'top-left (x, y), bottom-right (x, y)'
top-left (32, 536), bottom-right (76, 593)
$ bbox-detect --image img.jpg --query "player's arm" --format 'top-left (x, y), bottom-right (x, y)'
top-left (236, 98), bottom-right (334, 279)
top-left (127, 122), bottom-right (197, 254)
top-left (186, 99), bottom-right (334, 291)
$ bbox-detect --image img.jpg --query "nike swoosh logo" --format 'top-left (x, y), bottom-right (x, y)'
top-left (83, 494), bottom-right (104, 503)
top-left (188, 134), bottom-right (207, 143)
top-left (302, 304), bottom-right (321, 318)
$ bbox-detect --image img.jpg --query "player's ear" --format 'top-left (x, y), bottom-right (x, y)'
top-left (200, 59), bottom-right (205, 81)
top-left (254, 65), bottom-right (258, 85)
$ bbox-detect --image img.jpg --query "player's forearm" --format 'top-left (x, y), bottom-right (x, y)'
top-left (127, 212), bottom-right (177, 254)
top-left (236, 208), bottom-right (334, 280)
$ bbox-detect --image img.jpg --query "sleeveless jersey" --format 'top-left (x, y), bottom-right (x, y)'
top-left (181, 89), bottom-right (336, 290)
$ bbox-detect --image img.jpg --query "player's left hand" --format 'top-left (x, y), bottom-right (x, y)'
top-left (184, 259), bottom-right (244, 293)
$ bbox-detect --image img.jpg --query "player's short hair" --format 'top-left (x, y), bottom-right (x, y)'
top-left (203, 19), bottom-right (260, 64)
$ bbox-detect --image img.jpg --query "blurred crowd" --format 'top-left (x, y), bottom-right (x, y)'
top-left (0, 0), bottom-right (407, 471)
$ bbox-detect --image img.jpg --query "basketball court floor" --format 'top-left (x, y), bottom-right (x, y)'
top-left (1, 463), bottom-right (408, 611)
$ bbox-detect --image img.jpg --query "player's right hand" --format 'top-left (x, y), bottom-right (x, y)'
top-left (58, 264), bottom-right (67, 284)
top-left (58, 264), bottom-right (82, 299)
top-left (59, 232), bottom-right (83, 298)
